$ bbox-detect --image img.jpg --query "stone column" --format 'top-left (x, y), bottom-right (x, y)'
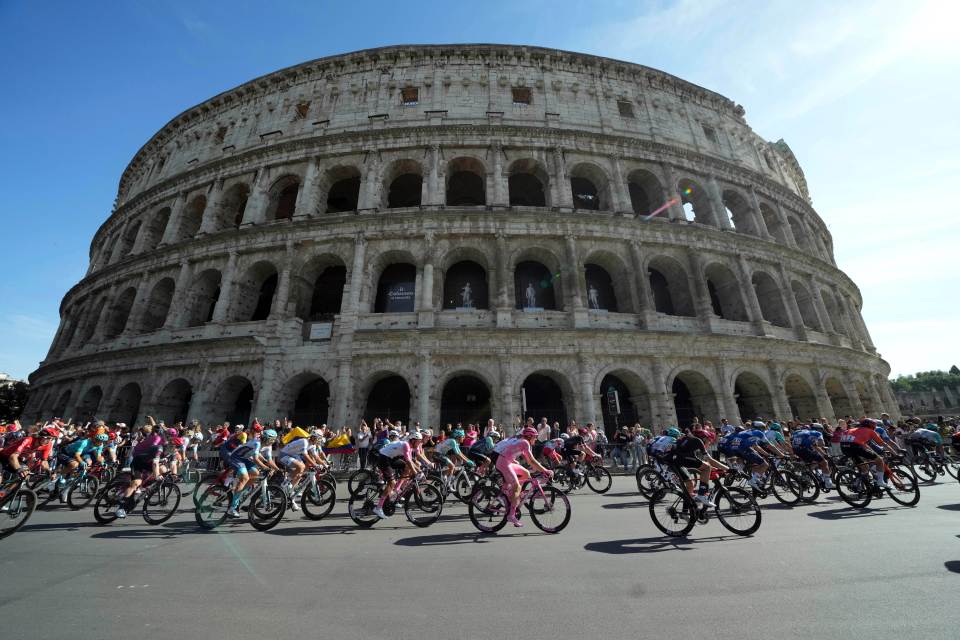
top-left (610, 154), bottom-right (631, 214)
top-left (777, 263), bottom-right (808, 341)
top-left (843, 293), bottom-right (876, 352)
top-left (489, 142), bottom-right (507, 208)
top-left (706, 176), bottom-right (731, 229)
top-left (121, 277), bottom-right (151, 337)
top-left (578, 355), bottom-right (597, 425)
top-left (241, 169), bottom-right (270, 226)
top-left (766, 361), bottom-right (793, 420)
top-left (211, 251), bottom-right (238, 323)
top-left (867, 379), bottom-right (886, 417)
top-left (660, 162), bottom-right (686, 221)
top-left (806, 274), bottom-right (834, 333)
top-left (650, 358), bottom-right (677, 429)
top-left (419, 233), bottom-right (436, 328)
top-left (812, 374), bottom-right (834, 421)
top-left (89, 285), bottom-right (118, 343)
top-left (158, 192), bottom-right (187, 246)
top-left (269, 243), bottom-right (294, 320)
top-left (843, 373), bottom-right (866, 417)
top-left (358, 153), bottom-right (382, 212)
top-left (499, 359), bottom-right (515, 426)
top-left (565, 235), bottom-right (583, 309)
top-left (552, 147), bottom-right (572, 210)
top-left (165, 262), bottom-right (194, 329)
top-left (748, 186), bottom-right (773, 239)
top-left (417, 352), bottom-right (432, 426)
top-left (294, 158), bottom-right (320, 219)
top-left (714, 360), bottom-right (740, 423)
top-left (630, 242), bottom-right (655, 329)
top-left (198, 179), bottom-right (225, 236)
top-left (736, 256), bottom-right (766, 335)
top-left (775, 201), bottom-right (799, 247)
top-left (426, 144), bottom-right (442, 206)
top-left (686, 248), bottom-right (714, 332)
top-left (333, 358), bottom-right (353, 427)
top-left (495, 232), bottom-right (512, 328)
top-left (346, 233), bottom-right (367, 313)
top-left (831, 285), bottom-right (861, 348)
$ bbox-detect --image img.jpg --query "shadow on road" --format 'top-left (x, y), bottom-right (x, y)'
top-left (20, 521), bottom-right (100, 533)
top-left (394, 531), bottom-right (545, 546)
top-left (806, 505), bottom-right (907, 521)
top-left (936, 503), bottom-right (960, 511)
top-left (584, 535), bottom-right (737, 555)
top-left (945, 561), bottom-right (960, 574)
top-left (601, 501), bottom-right (647, 510)
top-left (266, 524), bottom-right (356, 536)
top-left (603, 491), bottom-right (640, 498)
top-left (91, 521), bottom-right (206, 539)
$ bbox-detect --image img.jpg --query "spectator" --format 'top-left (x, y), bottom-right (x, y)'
top-left (611, 426), bottom-right (630, 470)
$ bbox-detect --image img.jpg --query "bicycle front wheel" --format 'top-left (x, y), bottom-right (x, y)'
top-left (770, 469), bottom-right (801, 505)
top-left (467, 484), bottom-right (508, 533)
top-left (714, 487), bottom-right (761, 536)
top-left (835, 469), bottom-right (872, 509)
top-left (143, 481), bottom-right (181, 525)
top-left (248, 485), bottom-right (287, 531)
top-left (301, 478), bottom-right (337, 520)
top-left (0, 489), bottom-right (37, 539)
top-left (648, 488), bottom-right (696, 537)
top-left (886, 464), bottom-right (920, 507)
top-left (405, 484), bottom-right (443, 527)
top-left (526, 485), bottom-right (571, 533)
top-left (585, 466), bottom-right (612, 494)
top-left (347, 469), bottom-right (376, 497)
top-left (67, 476), bottom-right (100, 510)
top-left (195, 484), bottom-right (232, 529)
top-left (794, 468), bottom-right (820, 504)
top-left (347, 483), bottom-right (381, 528)
top-left (93, 480), bottom-right (127, 524)
top-left (912, 459), bottom-right (936, 484)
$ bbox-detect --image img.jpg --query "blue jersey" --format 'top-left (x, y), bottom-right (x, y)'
top-left (874, 426), bottom-right (894, 443)
top-left (791, 430), bottom-right (823, 450)
top-left (63, 439), bottom-right (90, 456)
top-left (83, 443), bottom-right (105, 459)
top-left (729, 430), bottom-right (765, 452)
top-left (230, 438), bottom-right (262, 461)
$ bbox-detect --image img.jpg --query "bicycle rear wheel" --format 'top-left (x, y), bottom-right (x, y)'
top-left (648, 488), bottom-right (696, 537)
top-left (93, 480), bottom-right (127, 524)
top-left (794, 468), bottom-right (820, 504)
top-left (405, 484), bottom-right (443, 527)
top-left (194, 484), bottom-right (232, 529)
top-left (770, 469), bottom-right (801, 505)
top-left (912, 459), bottom-right (936, 484)
top-left (301, 478), bottom-right (337, 520)
top-left (248, 485), bottom-right (287, 531)
top-left (347, 483), bottom-right (381, 527)
top-left (886, 464), bottom-right (920, 506)
top-left (714, 487), bottom-right (761, 536)
top-left (67, 476), bottom-right (100, 510)
top-left (526, 485), bottom-right (571, 533)
top-left (454, 473), bottom-right (475, 504)
top-left (467, 484), bottom-right (508, 533)
top-left (944, 456), bottom-right (960, 480)
top-left (143, 481), bottom-right (181, 525)
top-left (835, 469), bottom-right (872, 509)
top-left (585, 465), bottom-right (612, 494)
top-left (0, 489), bottom-right (37, 539)
top-left (347, 469), bottom-right (376, 497)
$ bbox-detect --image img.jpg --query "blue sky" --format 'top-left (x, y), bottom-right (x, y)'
top-left (1, 0), bottom-right (957, 381)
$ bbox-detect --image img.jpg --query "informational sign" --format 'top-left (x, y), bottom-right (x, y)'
top-left (607, 387), bottom-right (620, 415)
top-left (385, 283), bottom-right (415, 312)
top-left (308, 322), bottom-right (333, 341)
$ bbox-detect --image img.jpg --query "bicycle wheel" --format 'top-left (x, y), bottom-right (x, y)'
top-left (93, 480), bottom-right (127, 524)
top-left (714, 487), bottom-right (761, 536)
top-left (835, 469), bottom-right (872, 509)
top-left (405, 484), bottom-right (444, 527)
top-left (0, 489), bottom-right (37, 539)
top-left (912, 459), bottom-right (936, 484)
top-left (794, 468), bottom-right (820, 504)
top-left (248, 485), bottom-right (287, 531)
top-left (886, 464), bottom-right (920, 507)
top-left (526, 485), bottom-right (571, 533)
top-left (347, 469), bottom-right (376, 497)
top-left (648, 487), bottom-right (696, 537)
top-left (944, 456), bottom-right (960, 480)
top-left (467, 484), bottom-right (508, 533)
top-left (454, 473), bottom-right (475, 504)
top-left (192, 476), bottom-right (218, 507)
top-left (67, 476), bottom-right (100, 510)
top-left (347, 483), bottom-right (381, 527)
top-left (143, 481), bottom-right (181, 525)
top-left (585, 465), bottom-right (612, 494)
top-left (194, 484), bottom-right (232, 529)
top-left (770, 469), bottom-right (801, 505)
top-left (301, 478), bottom-right (337, 520)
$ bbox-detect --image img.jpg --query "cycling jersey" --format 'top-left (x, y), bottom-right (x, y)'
top-left (791, 430), bottom-right (824, 450)
top-left (378, 441), bottom-right (413, 461)
top-left (0, 436), bottom-right (38, 458)
top-left (907, 429), bottom-right (942, 445)
top-left (493, 437), bottom-right (531, 464)
top-left (839, 427), bottom-right (884, 447)
top-left (764, 430), bottom-right (786, 446)
top-left (132, 433), bottom-right (164, 458)
top-left (230, 438), bottom-right (262, 461)
top-left (649, 435), bottom-right (677, 455)
top-left (561, 435), bottom-right (586, 454)
top-left (82, 444), bottom-right (105, 460)
top-left (728, 430), bottom-right (765, 452)
top-left (63, 438), bottom-right (91, 457)
top-left (434, 438), bottom-right (461, 457)
top-left (468, 436), bottom-right (495, 456)
top-left (279, 438), bottom-right (311, 459)
top-left (874, 426), bottom-right (894, 443)
top-left (667, 436), bottom-right (705, 465)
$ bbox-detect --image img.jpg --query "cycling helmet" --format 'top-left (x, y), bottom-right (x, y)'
top-left (387, 429), bottom-right (400, 438)
top-left (407, 430), bottom-right (423, 440)
top-left (551, 437), bottom-right (564, 446)
top-left (309, 429), bottom-right (324, 440)
top-left (520, 426), bottom-right (539, 438)
top-left (40, 426), bottom-right (60, 439)
top-left (692, 428), bottom-right (715, 444)
top-left (769, 423), bottom-right (782, 432)
top-left (559, 433), bottom-right (570, 440)
top-left (451, 429), bottom-right (465, 438)
top-left (252, 424), bottom-right (264, 433)
top-left (230, 424), bottom-right (245, 433)
top-left (95, 433), bottom-right (109, 442)
top-left (859, 418), bottom-right (877, 428)
top-left (752, 421), bottom-right (766, 429)
top-left (107, 431), bottom-right (117, 441)
top-left (167, 428), bottom-right (179, 437)
top-left (262, 429), bottom-right (278, 440)
top-left (666, 427), bottom-right (682, 438)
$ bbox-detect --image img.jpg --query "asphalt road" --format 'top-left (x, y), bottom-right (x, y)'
top-left (1, 475), bottom-right (958, 640)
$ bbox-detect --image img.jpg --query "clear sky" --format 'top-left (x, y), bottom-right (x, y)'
top-left (1, 0), bottom-right (957, 381)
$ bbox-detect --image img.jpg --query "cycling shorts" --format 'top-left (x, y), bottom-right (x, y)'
top-left (466, 450), bottom-right (490, 466)
top-left (795, 448), bottom-right (824, 463)
top-left (278, 454), bottom-right (304, 469)
top-left (1, 455), bottom-right (19, 475)
top-left (376, 455), bottom-right (406, 481)
top-left (433, 454), bottom-right (452, 468)
top-left (669, 454), bottom-right (704, 471)
top-left (733, 448), bottom-right (764, 466)
top-left (840, 443), bottom-right (880, 464)
top-left (228, 457), bottom-right (257, 476)
top-left (130, 453), bottom-right (155, 475)
top-left (562, 448), bottom-right (583, 462)
top-left (56, 452), bottom-right (75, 467)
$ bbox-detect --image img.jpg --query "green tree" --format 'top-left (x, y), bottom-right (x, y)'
top-left (890, 369), bottom-right (960, 392)
top-left (0, 381), bottom-right (29, 422)
top-left (951, 365), bottom-right (960, 376)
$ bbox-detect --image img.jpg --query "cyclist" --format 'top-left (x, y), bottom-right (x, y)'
top-left (872, 422), bottom-right (903, 457)
top-left (838, 418), bottom-right (889, 489)
top-left (725, 424), bottom-right (776, 489)
top-left (790, 426), bottom-right (835, 489)
top-left (225, 428), bottom-right (265, 518)
top-left (82, 433), bottom-right (109, 468)
top-left (276, 428), bottom-right (318, 499)
top-left (667, 428), bottom-right (727, 507)
top-left (372, 430), bottom-right (420, 520)
top-left (905, 424), bottom-right (943, 460)
top-left (492, 425), bottom-right (553, 527)
top-left (561, 427), bottom-right (599, 476)
top-left (1, 425), bottom-right (59, 477)
top-left (466, 428), bottom-right (498, 469)
top-left (217, 424), bottom-right (247, 472)
top-left (764, 422), bottom-right (791, 453)
top-left (432, 428), bottom-right (474, 486)
top-left (116, 418), bottom-right (169, 519)
top-left (541, 437), bottom-right (565, 468)
top-left (405, 430), bottom-right (434, 470)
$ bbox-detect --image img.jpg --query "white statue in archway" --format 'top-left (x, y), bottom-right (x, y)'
top-left (460, 281), bottom-right (473, 308)
top-left (588, 283), bottom-right (601, 309)
top-left (525, 282), bottom-right (537, 308)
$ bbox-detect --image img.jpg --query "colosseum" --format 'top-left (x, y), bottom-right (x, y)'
top-left (24, 44), bottom-right (899, 432)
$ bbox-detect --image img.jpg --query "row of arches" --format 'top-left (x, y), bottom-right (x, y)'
top-left (94, 153), bottom-right (832, 271)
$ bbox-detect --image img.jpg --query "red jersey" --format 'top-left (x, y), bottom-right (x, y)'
top-left (1, 436), bottom-right (36, 458)
top-left (839, 427), bottom-right (883, 447)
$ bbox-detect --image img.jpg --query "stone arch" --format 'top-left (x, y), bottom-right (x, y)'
top-left (103, 286), bottom-right (137, 339)
top-left (138, 277), bottom-right (176, 333)
top-left (788, 216), bottom-right (811, 250)
top-left (677, 178), bottom-right (714, 225)
top-left (512, 246), bottom-right (564, 311)
top-left (57, 306), bottom-right (83, 353)
top-left (597, 368), bottom-right (652, 435)
top-left (230, 260), bottom-right (278, 322)
top-left (626, 168), bottom-right (664, 216)
top-left (568, 162), bottom-right (611, 211)
top-left (825, 376), bottom-right (854, 420)
top-left (647, 255), bottom-right (695, 316)
top-left (176, 195), bottom-right (207, 241)
top-left (51, 388), bottom-right (72, 418)
top-left (791, 280), bottom-right (822, 331)
top-left (77, 294), bottom-right (109, 346)
top-left (362, 371), bottom-right (412, 424)
top-left (721, 189), bottom-right (757, 235)
top-left (293, 253), bottom-right (348, 322)
top-left (76, 385), bottom-right (104, 422)
top-left (704, 262), bottom-right (748, 321)
top-left (382, 159), bottom-right (424, 209)
top-left (669, 369), bottom-right (721, 427)
top-left (518, 369), bottom-right (575, 425)
top-left (372, 250), bottom-right (417, 313)
top-left (266, 174), bottom-right (301, 221)
top-left (820, 288), bottom-right (845, 335)
top-left (582, 250), bottom-right (635, 314)
top-left (321, 165), bottom-right (362, 213)
top-left (442, 260), bottom-right (488, 310)
top-left (110, 382), bottom-right (142, 426)
top-left (440, 374), bottom-right (493, 426)
top-left (508, 158), bottom-right (549, 207)
top-left (209, 375), bottom-right (254, 426)
top-left (751, 270), bottom-right (791, 327)
top-left (856, 380), bottom-right (877, 416)
top-left (281, 372), bottom-right (332, 428)
top-left (216, 182), bottom-right (250, 231)
top-left (140, 206), bottom-right (171, 251)
top-left (784, 372), bottom-right (819, 420)
top-left (759, 203), bottom-right (787, 244)
top-left (733, 371), bottom-right (775, 421)
top-left (445, 156), bottom-right (486, 206)
top-left (153, 378), bottom-right (193, 425)
top-left (185, 268), bottom-right (222, 327)
top-left (118, 219), bottom-right (142, 258)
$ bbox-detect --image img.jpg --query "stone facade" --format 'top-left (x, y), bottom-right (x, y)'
top-left (24, 44), bottom-right (898, 432)
top-left (895, 386), bottom-right (960, 419)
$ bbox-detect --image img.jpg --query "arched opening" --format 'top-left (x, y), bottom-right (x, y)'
top-left (521, 373), bottom-right (568, 425)
top-left (374, 263), bottom-right (416, 313)
top-left (569, 163), bottom-right (610, 211)
top-left (52, 389), bottom-right (72, 418)
top-left (752, 271), bottom-right (791, 327)
top-left (58, 311), bottom-right (81, 353)
top-left (721, 190), bottom-right (756, 234)
top-left (185, 269), bottom-right (222, 327)
top-left (140, 207), bottom-right (171, 251)
top-left (440, 375), bottom-right (492, 426)
top-left (734, 372), bottom-right (775, 421)
top-left (672, 371), bottom-right (720, 427)
top-left (570, 177), bottom-right (599, 210)
top-left (324, 167), bottom-right (361, 213)
top-left (627, 169), bottom-right (664, 216)
top-left (267, 175), bottom-right (300, 221)
top-left (825, 377), bottom-right (854, 419)
top-left (230, 262), bottom-right (278, 322)
top-left (76, 386), bottom-right (103, 422)
top-left (788, 216), bottom-right (810, 249)
top-left (514, 261), bottom-right (559, 310)
top-left (784, 374), bottom-right (818, 420)
top-left (212, 376), bottom-right (254, 426)
top-left (217, 183), bottom-right (249, 231)
top-left (154, 379), bottom-right (192, 425)
top-left (648, 256), bottom-right (695, 316)
top-left (139, 277), bottom-right (176, 333)
top-left (292, 377), bottom-right (330, 428)
top-left (306, 265), bottom-right (347, 321)
top-left (446, 157), bottom-right (486, 206)
top-left (704, 263), bottom-right (748, 321)
top-left (791, 280), bottom-right (822, 330)
top-left (857, 382), bottom-right (876, 417)
top-left (118, 220), bottom-right (142, 258)
top-left (443, 261), bottom-right (488, 310)
top-left (110, 383), bottom-right (142, 426)
top-left (364, 375), bottom-right (410, 424)
top-left (77, 298), bottom-right (107, 346)
top-left (176, 196), bottom-right (206, 241)
top-left (584, 264), bottom-right (618, 311)
top-left (103, 286), bottom-right (137, 338)
top-left (678, 178), bottom-right (713, 225)
top-left (387, 174), bottom-right (423, 208)
top-left (508, 159), bottom-right (548, 207)
top-left (599, 374), bottom-right (640, 436)
top-left (760, 203), bottom-right (787, 244)
top-left (820, 289), bottom-right (845, 336)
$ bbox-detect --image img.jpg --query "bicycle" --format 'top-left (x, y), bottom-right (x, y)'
top-left (0, 471), bottom-right (37, 539)
top-left (296, 466), bottom-right (337, 520)
top-left (65, 464), bottom-right (101, 510)
top-left (93, 471), bottom-right (182, 525)
top-left (348, 471), bottom-right (443, 528)
top-left (909, 449), bottom-right (955, 484)
top-left (553, 456), bottom-right (612, 494)
top-left (723, 455), bottom-right (802, 505)
top-left (835, 456), bottom-right (920, 509)
top-left (648, 467), bottom-right (761, 537)
top-left (467, 472), bottom-right (571, 534)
